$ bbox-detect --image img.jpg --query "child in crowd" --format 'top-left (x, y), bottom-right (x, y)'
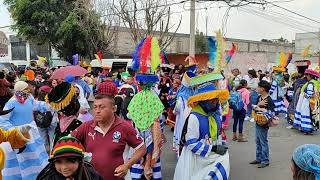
top-left (233, 79), bottom-right (250, 142)
top-left (37, 136), bottom-right (102, 180)
top-left (250, 80), bottom-right (275, 168)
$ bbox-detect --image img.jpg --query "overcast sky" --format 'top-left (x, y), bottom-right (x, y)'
top-left (1, 0), bottom-right (320, 41)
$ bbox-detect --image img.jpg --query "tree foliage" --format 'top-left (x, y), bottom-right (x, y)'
top-left (112, 0), bottom-right (181, 49)
top-left (195, 30), bottom-right (208, 53)
top-left (4, 0), bottom-right (111, 61)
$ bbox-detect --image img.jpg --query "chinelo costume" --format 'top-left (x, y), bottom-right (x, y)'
top-left (45, 82), bottom-right (82, 146)
top-left (287, 60), bottom-right (311, 124)
top-left (172, 64), bottom-right (196, 157)
top-left (270, 52), bottom-right (292, 115)
top-left (174, 31), bottom-right (231, 179)
top-left (0, 81), bottom-right (51, 179)
top-left (127, 36), bottom-right (165, 180)
top-left (173, 77), bottom-right (230, 180)
top-left (293, 69), bottom-right (320, 133)
top-left (0, 109), bottom-right (31, 180)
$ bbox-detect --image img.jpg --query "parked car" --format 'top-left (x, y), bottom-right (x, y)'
top-left (0, 63), bottom-right (15, 73)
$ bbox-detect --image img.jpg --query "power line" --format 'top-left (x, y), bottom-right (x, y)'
top-left (264, 0), bottom-right (320, 24)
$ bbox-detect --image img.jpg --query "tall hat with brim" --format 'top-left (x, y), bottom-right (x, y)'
top-left (272, 52), bottom-right (293, 72)
top-left (294, 60), bottom-right (311, 67)
top-left (49, 136), bottom-right (85, 162)
top-left (305, 69), bottom-right (320, 78)
top-left (45, 82), bottom-right (76, 111)
top-left (189, 72), bottom-right (224, 87)
top-left (188, 83), bottom-right (229, 106)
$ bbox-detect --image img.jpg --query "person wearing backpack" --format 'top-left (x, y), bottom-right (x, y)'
top-left (232, 80), bottom-right (250, 142)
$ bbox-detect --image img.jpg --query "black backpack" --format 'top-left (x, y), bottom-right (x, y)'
top-left (179, 115), bottom-right (190, 146)
top-left (33, 111), bottom-right (53, 128)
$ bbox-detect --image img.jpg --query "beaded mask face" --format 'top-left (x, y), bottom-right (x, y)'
top-left (15, 91), bottom-right (30, 104)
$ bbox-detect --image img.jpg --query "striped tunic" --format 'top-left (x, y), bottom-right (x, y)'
top-left (269, 80), bottom-right (287, 114)
top-left (293, 81), bottom-right (314, 132)
top-left (130, 129), bottom-right (162, 180)
top-left (0, 97), bottom-right (50, 179)
top-left (174, 108), bottom-right (230, 180)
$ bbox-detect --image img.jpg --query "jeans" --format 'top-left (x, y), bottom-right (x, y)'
top-left (38, 121), bottom-right (57, 152)
top-left (247, 91), bottom-right (259, 117)
top-left (233, 108), bottom-right (246, 133)
top-left (255, 124), bottom-right (269, 164)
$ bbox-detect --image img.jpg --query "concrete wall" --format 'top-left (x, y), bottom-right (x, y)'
top-left (113, 27), bottom-right (295, 56)
top-left (294, 32), bottom-right (320, 69)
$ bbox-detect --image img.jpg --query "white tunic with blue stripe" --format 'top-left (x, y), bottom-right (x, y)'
top-left (0, 97), bottom-right (50, 179)
top-left (269, 80), bottom-right (287, 114)
top-left (174, 112), bottom-right (230, 180)
top-left (130, 128), bottom-right (162, 180)
top-left (293, 82), bottom-right (314, 132)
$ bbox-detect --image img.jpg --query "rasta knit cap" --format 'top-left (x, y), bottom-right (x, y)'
top-left (49, 136), bottom-right (85, 162)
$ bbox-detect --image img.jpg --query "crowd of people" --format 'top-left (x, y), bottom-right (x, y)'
top-left (0, 51), bottom-right (318, 180)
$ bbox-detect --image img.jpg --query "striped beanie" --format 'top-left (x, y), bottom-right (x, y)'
top-left (49, 136), bottom-right (85, 162)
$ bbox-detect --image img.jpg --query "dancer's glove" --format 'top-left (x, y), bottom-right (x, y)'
top-left (18, 125), bottom-right (32, 134)
top-left (211, 145), bottom-right (228, 155)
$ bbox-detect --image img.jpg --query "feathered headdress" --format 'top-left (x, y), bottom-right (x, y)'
top-left (272, 52), bottom-right (293, 72)
top-left (131, 36), bottom-right (162, 83)
top-left (128, 36), bottom-right (164, 131)
top-left (208, 30), bottom-right (237, 71)
top-left (302, 45), bottom-right (312, 59)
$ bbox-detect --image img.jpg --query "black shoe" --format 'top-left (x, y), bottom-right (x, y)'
top-left (258, 163), bottom-right (269, 168)
top-left (249, 160), bottom-right (261, 165)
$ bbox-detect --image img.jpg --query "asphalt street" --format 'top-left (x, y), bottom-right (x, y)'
top-left (161, 117), bottom-right (320, 180)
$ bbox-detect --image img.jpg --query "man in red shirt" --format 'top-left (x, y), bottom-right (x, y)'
top-left (97, 72), bottom-right (118, 97)
top-left (72, 94), bottom-right (146, 180)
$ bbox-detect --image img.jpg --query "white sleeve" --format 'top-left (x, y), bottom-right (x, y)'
top-left (185, 114), bottom-right (213, 157)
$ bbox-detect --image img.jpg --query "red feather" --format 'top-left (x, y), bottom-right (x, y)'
top-left (139, 36), bottom-right (152, 73)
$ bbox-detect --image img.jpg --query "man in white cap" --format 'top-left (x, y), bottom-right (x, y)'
top-left (0, 81), bottom-right (52, 179)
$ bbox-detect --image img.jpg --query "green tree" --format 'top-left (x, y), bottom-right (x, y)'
top-left (4, 0), bottom-right (108, 62)
top-left (195, 29), bottom-right (208, 53)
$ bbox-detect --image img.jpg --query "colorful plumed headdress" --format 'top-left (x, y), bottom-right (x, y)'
top-left (187, 83), bottom-right (229, 106)
top-left (49, 136), bottom-right (85, 162)
top-left (208, 30), bottom-right (237, 72)
top-left (128, 36), bottom-right (165, 131)
top-left (272, 52), bottom-right (293, 72)
top-left (131, 36), bottom-right (162, 84)
top-left (198, 30), bottom-right (235, 87)
top-left (45, 82), bottom-right (76, 111)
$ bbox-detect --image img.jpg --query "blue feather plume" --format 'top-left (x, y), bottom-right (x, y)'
top-left (132, 38), bottom-right (145, 71)
top-left (208, 37), bottom-right (217, 66)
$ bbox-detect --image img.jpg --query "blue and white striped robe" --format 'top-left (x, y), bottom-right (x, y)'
top-left (0, 96), bottom-right (50, 179)
top-left (269, 80), bottom-right (287, 114)
top-left (174, 112), bottom-right (230, 180)
top-left (130, 129), bottom-right (162, 180)
top-left (293, 82), bottom-right (314, 132)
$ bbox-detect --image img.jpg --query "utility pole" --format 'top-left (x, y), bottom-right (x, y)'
top-left (189, 0), bottom-right (196, 64)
